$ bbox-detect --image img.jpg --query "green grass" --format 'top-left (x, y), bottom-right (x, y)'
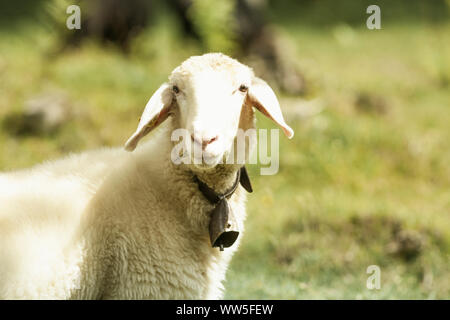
top-left (226, 20), bottom-right (450, 299)
top-left (0, 4), bottom-right (449, 299)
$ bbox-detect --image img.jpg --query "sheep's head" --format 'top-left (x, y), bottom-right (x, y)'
top-left (125, 53), bottom-right (293, 170)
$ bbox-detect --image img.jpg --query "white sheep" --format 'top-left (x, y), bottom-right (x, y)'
top-left (0, 53), bottom-right (293, 299)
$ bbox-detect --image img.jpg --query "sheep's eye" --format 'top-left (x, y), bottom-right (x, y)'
top-left (172, 85), bottom-right (180, 94)
top-left (239, 84), bottom-right (248, 92)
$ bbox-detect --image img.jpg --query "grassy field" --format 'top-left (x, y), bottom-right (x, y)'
top-left (0, 2), bottom-right (449, 299)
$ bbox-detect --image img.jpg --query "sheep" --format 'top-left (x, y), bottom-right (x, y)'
top-left (0, 53), bottom-right (293, 299)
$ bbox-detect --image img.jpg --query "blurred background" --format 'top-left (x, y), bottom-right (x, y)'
top-left (0, 0), bottom-right (449, 299)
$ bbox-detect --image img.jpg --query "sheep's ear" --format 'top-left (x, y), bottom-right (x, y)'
top-left (248, 77), bottom-right (294, 139)
top-left (125, 83), bottom-right (173, 151)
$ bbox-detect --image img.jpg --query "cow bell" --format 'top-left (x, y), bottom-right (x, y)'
top-left (209, 198), bottom-right (239, 251)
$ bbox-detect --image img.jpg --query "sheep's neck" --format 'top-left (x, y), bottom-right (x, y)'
top-left (194, 166), bottom-right (252, 200)
top-left (193, 165), bottom-right (241, 195)
top-left (195, 168), bottom-right (241, 203)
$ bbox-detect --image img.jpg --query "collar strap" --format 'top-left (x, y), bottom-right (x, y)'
top-left (194, 166), bottom-right (252, 204)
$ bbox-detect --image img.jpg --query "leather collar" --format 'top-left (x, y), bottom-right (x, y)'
top-left (194, 166), bottom-right (252, 205)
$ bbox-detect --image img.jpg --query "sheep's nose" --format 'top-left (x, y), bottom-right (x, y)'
top-left (191, 134), bottom-right (218, 150)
